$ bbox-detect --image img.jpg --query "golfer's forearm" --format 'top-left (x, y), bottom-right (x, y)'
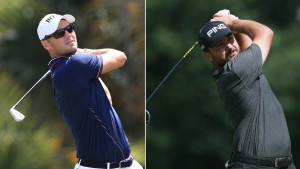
top-left (85, 48), bottom-right (125, 56)
top-left (101, 51), bottom-right (127, 73)
top-left (231, 19), bottom-right (273, 64)
top-left (78, 48), bottom-right (124, 57)
top-left (231, 19), bottom-right (273, 42)
top-left (78, 48), bottom-right (127, 73)
top-left (87, 48), bottom-right (115, 55)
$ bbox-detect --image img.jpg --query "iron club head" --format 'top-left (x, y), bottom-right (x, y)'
top-left (8, 70), bottom-right (51, 122)
top-left (10, 107), bottom-right (25, 122)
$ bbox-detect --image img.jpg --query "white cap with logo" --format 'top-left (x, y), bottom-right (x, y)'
top-left (37, 14), bottom-right (75, 40)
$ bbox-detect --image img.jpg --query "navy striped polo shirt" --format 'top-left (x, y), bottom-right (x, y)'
top-left (48, 52), bottom-right (131, 162)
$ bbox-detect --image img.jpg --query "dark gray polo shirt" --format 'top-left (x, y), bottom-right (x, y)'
top-left (210, 44), bottom-right (291, 157)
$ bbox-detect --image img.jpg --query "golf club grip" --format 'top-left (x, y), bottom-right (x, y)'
top-left (14, 70), bottom-right (51, 108)
top-left (183, 42), bottom-right (198, 58)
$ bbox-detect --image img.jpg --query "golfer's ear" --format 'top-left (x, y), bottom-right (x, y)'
top-left (41, 40), bottom-right (51, 50)
top-left (203, 51), bottom-right (213, 62)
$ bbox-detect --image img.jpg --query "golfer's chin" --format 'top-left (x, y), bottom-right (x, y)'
top-left (64, 47), bottom-right (77, 57)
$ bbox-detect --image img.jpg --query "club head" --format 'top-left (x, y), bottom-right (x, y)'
top-left (9, 108), bottom-right (25, 122)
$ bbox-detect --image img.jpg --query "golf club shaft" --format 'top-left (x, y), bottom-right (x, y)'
top-left (146, 42), bottom-right (198, 104)
top-left (13, 70), bottom-right (51, 108)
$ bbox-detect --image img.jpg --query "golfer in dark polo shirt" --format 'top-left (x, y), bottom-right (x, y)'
top-left (198, 13), bottom-right (295, 169)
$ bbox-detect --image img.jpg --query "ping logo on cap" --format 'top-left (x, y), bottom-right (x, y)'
top-left (207, 24), bottom-right (227, 38)
top-left (46, 15), bottom-right (55, 23)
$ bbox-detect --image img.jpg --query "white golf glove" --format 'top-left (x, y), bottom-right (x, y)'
top-left (216, 9), bottom-right (239, 19)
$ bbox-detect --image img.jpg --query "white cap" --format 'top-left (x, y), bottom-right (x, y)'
top-left (37, 14), bottom-right (75, 40)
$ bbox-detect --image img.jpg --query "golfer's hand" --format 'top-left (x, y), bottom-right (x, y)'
top-left (211, 14), bottom-right (238, 28)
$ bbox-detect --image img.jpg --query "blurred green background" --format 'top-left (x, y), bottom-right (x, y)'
top-left (0, 0), bottom-right (145, 168)
top-left (146, 0), bottom-right (300, 168)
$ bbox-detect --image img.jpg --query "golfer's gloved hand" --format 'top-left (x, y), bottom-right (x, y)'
top-left (216, 9), bottom-right (239, 19)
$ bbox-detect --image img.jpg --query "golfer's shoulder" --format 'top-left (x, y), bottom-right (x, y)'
top-left (248, 43), bottom-right (261, 52)
top-left (241, 43), bottom-right (261, 56)
top-left (69, 52), bottom-right (98, 64)
top-left (231, 44), bottom-right (261, 64)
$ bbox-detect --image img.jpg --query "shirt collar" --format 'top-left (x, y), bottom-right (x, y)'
top-left (210, 66), bottom-right (224, 80)
top-left (48, 57), bottom-right (66, 67)
top-left (48, 56), bottom-right (67, 71)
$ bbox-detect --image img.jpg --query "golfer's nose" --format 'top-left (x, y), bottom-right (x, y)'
top-left (226, 42), bottom-right (234, 50)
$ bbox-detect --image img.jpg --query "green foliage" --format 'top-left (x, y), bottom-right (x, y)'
top-left (0, 72), bottom-right (74, 169)
top-left (128, 136), bottom-right (145, 167)
top-left (146, 0), bottom-right (300, 168)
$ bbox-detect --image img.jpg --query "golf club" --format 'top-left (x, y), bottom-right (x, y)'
top-left (146, 41), bottom-right (198, 104)
top-left (146, 110), bottom-right (150, 125)
top-left (10, 70), bottom-right (51, 122)
top-left (146, 41), bottom-right (198, 125)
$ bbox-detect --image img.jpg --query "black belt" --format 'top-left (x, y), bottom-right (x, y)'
top-left (78, 156), bottom-right (133, 168)
top-left (232, 152), bottom-right (293, 168)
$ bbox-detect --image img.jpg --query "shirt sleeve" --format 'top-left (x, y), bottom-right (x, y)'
top-left (228, 44), bottom-right (262, 88)
top-left (67, 53), bottom-right (103, 87)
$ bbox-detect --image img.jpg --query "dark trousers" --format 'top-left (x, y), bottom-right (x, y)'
top-left (226, 161), bottom-right (296, 169)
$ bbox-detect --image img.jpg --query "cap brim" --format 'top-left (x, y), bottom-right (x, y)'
top-left (62, 14), bottom-right (75, 24)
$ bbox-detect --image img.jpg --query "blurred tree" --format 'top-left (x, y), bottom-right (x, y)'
top-left (0, 71), bottom-right (74, 169)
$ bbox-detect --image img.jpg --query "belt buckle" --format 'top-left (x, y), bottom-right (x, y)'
top-left (275, 158), bottom-right (279, 168)
top-left (119, 159), bottom-right (126, 168)
top-left (275, 157), bottom-right (288, 168)
top-left (119, 156), bottom-right (133, 168)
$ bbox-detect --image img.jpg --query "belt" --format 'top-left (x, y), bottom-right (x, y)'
top-left (232, 152), bottom-right (293, 168)
top-left (78, 156), bottom-right (133, 169)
